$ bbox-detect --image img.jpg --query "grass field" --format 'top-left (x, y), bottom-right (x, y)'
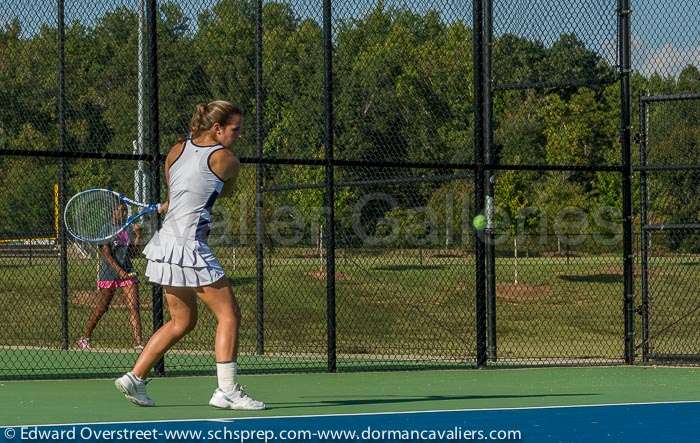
top-left (1, 246), bottom-right (699, 377)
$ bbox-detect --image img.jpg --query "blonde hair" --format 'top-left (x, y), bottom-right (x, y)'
top-left (189, 100), bottom-right (242, 138)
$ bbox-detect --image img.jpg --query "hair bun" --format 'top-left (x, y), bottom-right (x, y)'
top-left (189, 100), bottom-right (242, 138)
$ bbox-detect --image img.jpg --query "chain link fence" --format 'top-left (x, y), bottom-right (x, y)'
top-left (0, 0), bottom-right (698, 378)
top-left (631, 0), bottom-right (700, 365)
top-left (637, 94), bottom-right (700, 364)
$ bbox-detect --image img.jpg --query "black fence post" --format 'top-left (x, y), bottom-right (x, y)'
top-left (638, 97), bottom-right (650, 363)
top-left (146, 0), bottom-right (164, 376)
top-left (323, 0), bottom-right (337, 373)
top-left (472, 0), bottom-right (488, 368)
top-left (58, 0), bottom-right (69, 351)
top-left (619, 0), bottom-right (635, 364)
top-left (255, 0), bottom-right (265, 356)
top-left (483, 0), bottom-right (497, 363)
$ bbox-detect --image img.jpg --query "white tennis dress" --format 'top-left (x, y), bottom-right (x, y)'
top-left (143, 140), bottom-right (226, 287)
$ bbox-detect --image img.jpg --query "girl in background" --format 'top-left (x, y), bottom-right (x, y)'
top-left (76, 203), bottom-right (143, 350)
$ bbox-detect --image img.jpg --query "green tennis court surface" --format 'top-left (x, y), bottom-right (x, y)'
top-left (2, 367), bottom-right (700, 426)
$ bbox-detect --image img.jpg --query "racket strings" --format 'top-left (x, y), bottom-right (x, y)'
top-left (65, 191), bottom-right (124, 242)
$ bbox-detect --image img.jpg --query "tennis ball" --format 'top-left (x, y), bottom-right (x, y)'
top-left (472, 214), bottom-right (487, 231)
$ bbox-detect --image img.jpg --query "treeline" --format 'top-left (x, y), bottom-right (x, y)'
top-left (0, 0), bottom-right (698, 251)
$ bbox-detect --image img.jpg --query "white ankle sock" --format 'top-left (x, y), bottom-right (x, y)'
top-left (129, 371), bottom-right (143, 382)
top-left (216, 361), bottom-right (238, 392)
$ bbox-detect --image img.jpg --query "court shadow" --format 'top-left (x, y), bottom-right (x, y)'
top-left (373, 265), bottom-right (445, 272)
top-left (558, 274), bottom-right (622, 284)
top-left (265, 392), bottom-right (600, 410)
top-left (153, 404), bottom-right (212, 408)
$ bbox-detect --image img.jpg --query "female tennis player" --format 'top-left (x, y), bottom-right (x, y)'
top-left (115, 100), bottom-right (264, 410)
top-left (76, 203), bottom-right (143, 350)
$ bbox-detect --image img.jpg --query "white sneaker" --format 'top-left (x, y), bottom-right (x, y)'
top-left (75, 337), bottom-right (91, 350)
top-left (115, 372), bottom-right (155, 407)
top-left (209, 385), bottom-right (266, 410)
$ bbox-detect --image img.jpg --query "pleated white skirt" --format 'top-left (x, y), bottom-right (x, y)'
top-left (143, 231), bottom-right (225, 287)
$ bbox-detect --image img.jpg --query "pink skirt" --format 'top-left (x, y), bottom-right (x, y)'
top-left (97, 278), bottom-right (138, 289)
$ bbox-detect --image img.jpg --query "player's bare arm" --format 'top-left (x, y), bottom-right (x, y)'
top-left (209, 149), bottom-right (240, 197)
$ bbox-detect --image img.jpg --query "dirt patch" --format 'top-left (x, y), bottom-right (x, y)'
top-left (70, 290), bottom-right (150, 310)
top-left (496, 283), bottom-right (551, 302)
top-left (427, 250), bottom-right (468, 259)
top-left (305, 270), bottom-right (351, 281)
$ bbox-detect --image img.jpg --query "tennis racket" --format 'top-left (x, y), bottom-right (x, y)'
top-left (64, 189), bottom-right (160, 244)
